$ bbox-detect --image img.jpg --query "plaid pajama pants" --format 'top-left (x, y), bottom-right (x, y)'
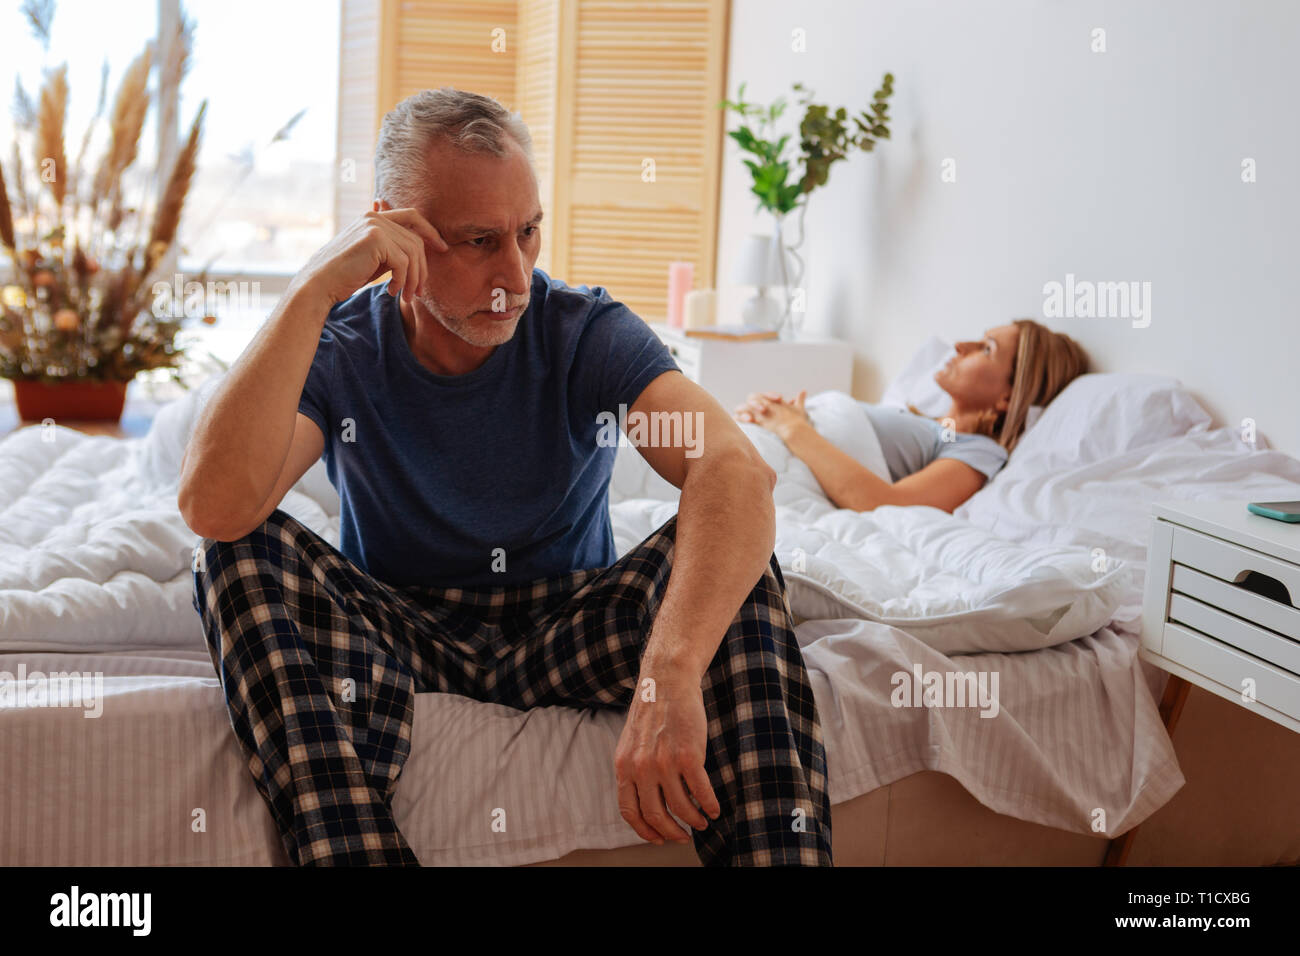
top-left (191, 507), bottom-right (832, 866)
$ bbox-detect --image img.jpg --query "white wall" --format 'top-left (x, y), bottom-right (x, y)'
top-left (719, 0), bottom-right (1299, 456)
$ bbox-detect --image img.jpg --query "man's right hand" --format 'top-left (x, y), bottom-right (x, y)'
top-left (289, 204), bottom-right (450, 309)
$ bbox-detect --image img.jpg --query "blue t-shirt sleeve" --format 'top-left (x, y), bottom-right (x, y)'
top-left (577, 293), bottom-right (680, 414)
top-left (935, 433), bottom-right (1008, 480)
top-left (297, 322), bottom-right (336, 438)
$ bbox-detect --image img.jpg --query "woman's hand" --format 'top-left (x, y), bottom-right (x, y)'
top-left (732, 390), bottom-right (811, 442)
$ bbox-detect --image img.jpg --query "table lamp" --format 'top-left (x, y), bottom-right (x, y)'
top-left (731, 233), bottom-right (790, 332)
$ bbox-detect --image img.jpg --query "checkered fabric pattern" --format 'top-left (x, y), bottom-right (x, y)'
top-left (192, 507), bottom-right (832, 866)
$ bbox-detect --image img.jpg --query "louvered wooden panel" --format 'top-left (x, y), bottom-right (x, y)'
top-left (389, 1), bottom-right (518, 107)
top-left (561, 0), bottom-right (728, 322)
top-left (337, 0), bottom-right (729, 324)
top-left (335, 0), bottom-right (382, 227)
top-left (516, 0), bottom-right (559, 274)
top-left (569, 206), bottom-right (701, 322)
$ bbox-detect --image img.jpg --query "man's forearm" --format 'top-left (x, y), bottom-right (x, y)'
top-left (640, 452), bottom-right (777, 682)
top-left (178, 282), bottom-right (332, 536)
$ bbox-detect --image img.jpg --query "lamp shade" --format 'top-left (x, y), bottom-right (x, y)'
top-left (731, 233), bottom-right (788, 287)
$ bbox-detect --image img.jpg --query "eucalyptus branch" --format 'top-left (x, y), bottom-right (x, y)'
top-left (718, 73), bottom-right (895, 218)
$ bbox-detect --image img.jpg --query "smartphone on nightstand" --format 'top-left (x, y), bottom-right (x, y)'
top-left (1246, 500), bottom-right (1300, 522)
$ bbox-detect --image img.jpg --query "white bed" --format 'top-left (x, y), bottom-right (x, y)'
top-left (4, 356), bottom-right (1300, 866)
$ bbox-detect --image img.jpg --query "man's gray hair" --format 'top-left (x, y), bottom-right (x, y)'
top-left (374, 87), bottom-right (534, 208)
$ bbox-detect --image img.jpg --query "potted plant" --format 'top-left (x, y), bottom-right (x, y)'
top-left (719, 72), bottom-right (895, 332)
top-left (0, 1), bottom-right (209, 422)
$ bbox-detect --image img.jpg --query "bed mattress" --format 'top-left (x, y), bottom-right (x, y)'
top-left (0, 616), bottom-right (1181, 865)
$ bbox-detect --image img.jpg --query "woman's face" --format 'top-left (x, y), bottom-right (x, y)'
top-left (933, 323), bottom-right (1020, 410)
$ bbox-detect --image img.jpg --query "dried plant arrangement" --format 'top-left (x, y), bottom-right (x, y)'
top-left (0, 0), bottom-right (209, 385)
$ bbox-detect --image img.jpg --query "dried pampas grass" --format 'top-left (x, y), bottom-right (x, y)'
top-left (146, 100), bottom-right (205, 273)
top-left (0, 156), bottom-right (14, 251)
top-left (92, 43), bottom-right (152, 215)
top-left (68, 59), bottom-right (109, 211)
top-left (35, 64), bottom-right (68, 209)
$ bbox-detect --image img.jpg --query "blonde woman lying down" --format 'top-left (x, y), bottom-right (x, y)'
top-left (733, 319), bottom-right (1088, 514)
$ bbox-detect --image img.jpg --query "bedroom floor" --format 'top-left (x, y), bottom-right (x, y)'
top-left (1123, 683), bottom-right (1300, 866)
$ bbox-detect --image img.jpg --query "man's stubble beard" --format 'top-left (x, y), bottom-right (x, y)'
top-left (415, 288), bottom-right (522, 348)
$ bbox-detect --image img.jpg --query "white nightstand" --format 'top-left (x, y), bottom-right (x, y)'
top-left (647, 323), bottom-right (854, 412)
top-left (1141, 500), bottom-right (1300, 734)
top-left (1109, 498), bottom-right (1300, 865)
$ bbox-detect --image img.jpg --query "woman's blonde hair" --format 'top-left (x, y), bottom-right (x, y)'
top-left (909, 319), bottom-right (1089, 455)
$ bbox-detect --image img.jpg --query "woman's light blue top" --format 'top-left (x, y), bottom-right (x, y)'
top-left (858, 402), bottom-right (1009, 482)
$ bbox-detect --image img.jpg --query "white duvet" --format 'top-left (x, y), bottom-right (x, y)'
top-left (3, 384), bottom-right (1300, 658)
top-left (6, 381), bottom-right (1300, 861)
top-left (0, 379), bottom-right (335, 651)
top-left (611, 390), bottom-right (1133, 654)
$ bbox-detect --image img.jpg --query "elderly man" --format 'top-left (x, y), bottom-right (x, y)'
top-left (180, 87), bottom-right (831, 867)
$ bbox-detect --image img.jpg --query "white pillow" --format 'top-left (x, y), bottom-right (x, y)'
top-left (140, 370), bottom-right (342, 517)
top-left (1004, 372), bottom-right (1213, 467)
top-left (877, 334), bottom-right (953, 416)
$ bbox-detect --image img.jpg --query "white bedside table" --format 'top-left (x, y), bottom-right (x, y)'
top-left (1105, 498), bottom-right (1300, 865)
top-left (1141, 499), bottom-right (1300, 734)
top-left (647, 323), bottom-right (854, 412)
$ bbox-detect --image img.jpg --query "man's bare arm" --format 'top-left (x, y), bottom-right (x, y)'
top-left (178, 285), bottom-right (333, 540)
top-left (625, 371), bottom-right (778, 680)
top-left (178, 206), bottom-right (447, 540)
top-left (611, 370), bottom-right (776, 845)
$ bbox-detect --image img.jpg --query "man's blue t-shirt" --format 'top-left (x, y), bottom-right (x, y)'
top-left (296, 267), bottom-right (679, 588)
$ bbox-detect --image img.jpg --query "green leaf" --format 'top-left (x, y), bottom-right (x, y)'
top-left (729, 127), bottom-right (756, 151)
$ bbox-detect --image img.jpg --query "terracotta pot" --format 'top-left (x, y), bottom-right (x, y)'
top-left (12, 379), bottom-right (129, 423)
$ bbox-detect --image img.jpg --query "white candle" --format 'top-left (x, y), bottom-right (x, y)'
top-left (683, 289), bottom-right (716, 329)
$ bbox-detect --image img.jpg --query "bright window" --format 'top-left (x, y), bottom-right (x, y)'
top-left (1, 0), bottom-right (341, 399)
top-left (176, 0), bottom-right (340, 278)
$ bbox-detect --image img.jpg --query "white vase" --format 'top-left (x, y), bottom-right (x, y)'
top-left (769, 213), bottom-right (804, 337)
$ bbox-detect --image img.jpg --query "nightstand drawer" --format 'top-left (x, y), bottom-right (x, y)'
top-left (1170, 525), bottom-right (1300, 610)
top-left (1159, 624), bottom-right (1300, 723)
top-left (1162, 622), bottom-right (1300, 722)
top-left (1171, 564), bottom-right (1300, 641)
top-left (1143, 502), bottom-right (1300, 734)
top-left (1168, 593), bottom-right (1300, 675)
